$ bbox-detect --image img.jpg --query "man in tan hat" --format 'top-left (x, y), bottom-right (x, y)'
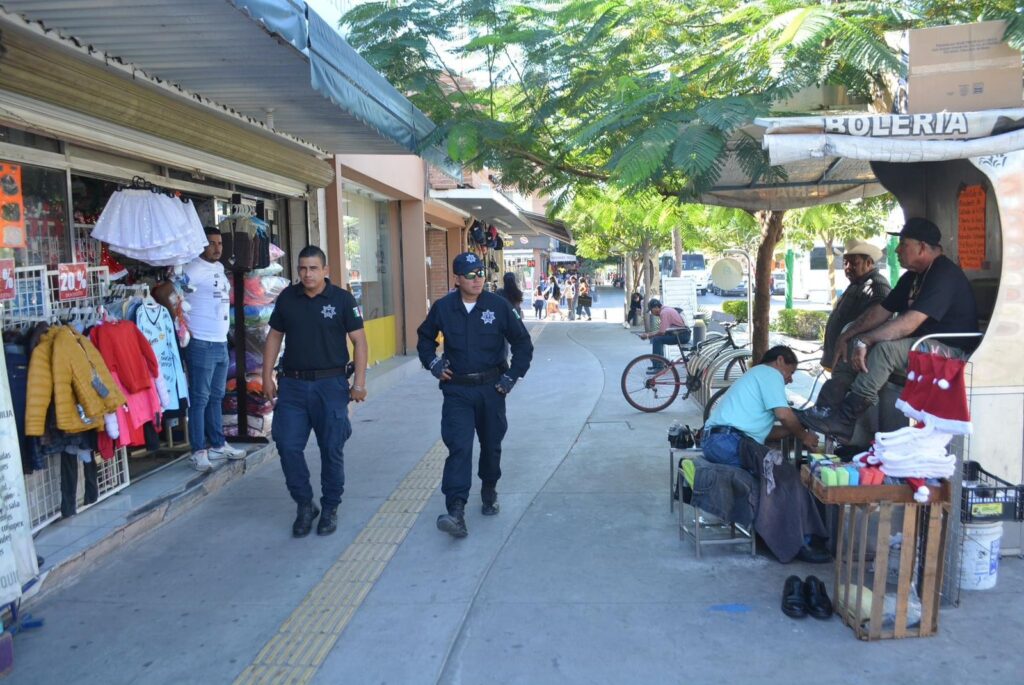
top-left (801, 238), bottom-right (890, 417)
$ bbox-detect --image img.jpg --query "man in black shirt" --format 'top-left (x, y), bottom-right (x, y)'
top-left (807, 240), bottom-right (891, 413)
top-left (417, 252), bottom-right (533, 538)
top-left (801, 218), bottom-right (978, 442)
top-left (263, 246), bottom-right (368, 537)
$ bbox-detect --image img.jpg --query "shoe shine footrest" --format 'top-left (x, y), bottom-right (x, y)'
top-left (800, 466), bottom-right (950, 505)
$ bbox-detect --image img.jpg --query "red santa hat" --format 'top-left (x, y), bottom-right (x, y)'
top-left (920, 354), bottom-right (972, 434)
top-left (895, 349), bottom-right (931, 421)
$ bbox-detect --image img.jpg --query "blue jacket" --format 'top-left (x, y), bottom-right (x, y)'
top-left (416, 290), bottom-right (533, 379)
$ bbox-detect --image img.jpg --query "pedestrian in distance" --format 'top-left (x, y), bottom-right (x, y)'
top-left (496, 271), bottom-right (524, 319)
top-left (262, 245), bottom-right (368, 538)
top-left (416, 252), bottom-right (534, 538)
top-left (533, 285), bottom-right (546, 319)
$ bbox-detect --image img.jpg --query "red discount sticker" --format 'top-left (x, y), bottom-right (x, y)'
top-left (0, 258), bottom-right (14, 301)
top-left (58, 262), bottom-right (88, 301)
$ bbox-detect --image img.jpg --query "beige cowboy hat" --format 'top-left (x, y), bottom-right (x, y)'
top-left (843, 239), bottom-right (883, 263)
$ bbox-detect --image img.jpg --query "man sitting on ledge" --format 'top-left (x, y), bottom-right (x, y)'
top-left (702, 345), bottom-right (829, 563)
top-left (800, 218), bottom-right (979, 443)
top-left (639, 298), bottom-right (688, 369)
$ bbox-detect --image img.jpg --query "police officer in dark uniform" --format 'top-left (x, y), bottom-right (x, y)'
top-left (263, 246), bottom-right (368, 537)
top-left (417, 252), bottom-right (533, 538)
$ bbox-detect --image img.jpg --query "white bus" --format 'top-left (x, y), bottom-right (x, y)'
top-left (658, 252), bottom-right (709, 295)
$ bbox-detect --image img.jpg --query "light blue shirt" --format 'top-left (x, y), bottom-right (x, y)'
top-left (705, 364), bottom-right (789, 444)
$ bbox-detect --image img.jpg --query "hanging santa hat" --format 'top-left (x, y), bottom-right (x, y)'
top-left (920, 353), bottom-right (972, 434)
top-left (895, 349), bottom-right (931, 421)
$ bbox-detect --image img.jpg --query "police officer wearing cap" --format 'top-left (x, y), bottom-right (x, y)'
top-left (263, 245), bottom-right (368, 538)
top-left (417, 252), bottom-right (534, 538)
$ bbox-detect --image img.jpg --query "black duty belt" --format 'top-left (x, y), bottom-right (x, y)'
top-left (449, 367), bottom-right (504, 386)
top-left (279, 367), bottom-right (347, 381)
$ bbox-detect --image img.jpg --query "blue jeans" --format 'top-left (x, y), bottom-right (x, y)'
top-left (651, 329), bottom-right (690, 358)
top-left (186, 339), bottom-right (229, 451)
top-left (701, 430), bottom-right (743, 468)
top-left (271, 375), bottom-right (352, 509)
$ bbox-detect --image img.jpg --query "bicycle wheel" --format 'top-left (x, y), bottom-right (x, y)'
top-left (621, 354), bottom-right (680, 412)
top-left (703, 386), bottom-right (729, 424)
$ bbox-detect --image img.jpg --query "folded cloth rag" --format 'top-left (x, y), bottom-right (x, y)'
top-left (763, 448), bottom-right (783, 495)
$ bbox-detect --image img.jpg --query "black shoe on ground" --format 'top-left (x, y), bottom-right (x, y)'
top-left (781, 575), bottom-right (808, 619)
top-left (437, 500), bottom-right (468, 538)
top-left (481, 487), bottom-right (499, 516)
top-left (292, 502), bottom-right (320, 537)
top-left (317, 507), bottom-right (338, 536)
top-left (803, 574), bottom-right (834, 619)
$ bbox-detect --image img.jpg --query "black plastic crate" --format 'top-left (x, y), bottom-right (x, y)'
top-left (961, 461), bottom-right (1024, 522)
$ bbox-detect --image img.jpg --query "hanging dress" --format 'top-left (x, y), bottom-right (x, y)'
top-left (135, 302), bottom-right (189, 413)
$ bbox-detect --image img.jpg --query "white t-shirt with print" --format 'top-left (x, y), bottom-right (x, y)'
top-left (183, 257), bottom-right (230, 342)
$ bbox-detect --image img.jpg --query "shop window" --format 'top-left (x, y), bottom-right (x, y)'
top-left (0, 126), bottom-right (61, 154)
top-left (343, 191), bottom-right (393, 320)
top-left (0, 161), bottom-right (69, 268)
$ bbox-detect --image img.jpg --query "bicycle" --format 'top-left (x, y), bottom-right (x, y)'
top-left (620, 322), bottom-right (748, 413)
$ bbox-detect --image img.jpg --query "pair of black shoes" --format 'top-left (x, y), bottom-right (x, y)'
top-left (292, 502), bottom-right (338, 537)
top-left (782, 575), bottom-right (833, 619)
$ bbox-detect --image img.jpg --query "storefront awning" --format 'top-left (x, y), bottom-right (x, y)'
top-left (428, 187), bottom-right (535, 232)
top-left (548, 251), bottom-right (578, 263)
top-left (695, 123), bottom-right (885, 211)
top-left (520, 210), bottom-right (573, 244)
top-left (428, 187), bottom-right (575, 243)
top-left (0, 0), bottom-right (460, 179)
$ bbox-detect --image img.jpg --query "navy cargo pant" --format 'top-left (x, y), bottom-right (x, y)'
top-left (271, 375), bottom-right (352, 509)
top-left (440, 382), bottom-right (508, 508)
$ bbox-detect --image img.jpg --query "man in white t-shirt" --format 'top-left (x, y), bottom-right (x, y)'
top-left (182, 227), bottom-right (246, 471)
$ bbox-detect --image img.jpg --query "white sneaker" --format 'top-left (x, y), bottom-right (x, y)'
top-left (210, 443), bottom-right (247, 460)
top-left (190, 449), bottom-right (214, 472)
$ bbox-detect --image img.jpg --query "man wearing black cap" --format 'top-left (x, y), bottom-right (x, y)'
top-left (417, 252), bottom-right (534, 538)
top-left (801, 218), bottom-right (978, 442)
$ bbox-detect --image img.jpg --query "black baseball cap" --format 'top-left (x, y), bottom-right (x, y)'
top-left (888, 218), bottom-right (941, 246)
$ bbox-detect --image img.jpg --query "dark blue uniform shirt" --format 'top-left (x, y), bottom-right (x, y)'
top-left (416, 290), bottom-right (533, 379)
top-left (268, 279), bottom-right (364, 371)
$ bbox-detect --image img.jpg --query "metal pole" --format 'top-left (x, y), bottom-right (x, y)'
top-left (785, 249), bottom-right (794, 310)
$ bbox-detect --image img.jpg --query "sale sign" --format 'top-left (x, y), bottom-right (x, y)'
top-left (0, 259), bottom-right (14, 301)
top-left (58, 262), bottom-right (88, 301)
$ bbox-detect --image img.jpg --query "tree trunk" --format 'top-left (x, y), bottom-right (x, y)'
top-left (671, 227), bottom-right (682, 277)
top-left (824, 233), bottom-right (837, 305)
top-left (753, 209), bottom-right (786, 361)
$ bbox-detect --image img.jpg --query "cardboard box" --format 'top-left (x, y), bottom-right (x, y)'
top-left (908, 21), bottom-right (1022, 113)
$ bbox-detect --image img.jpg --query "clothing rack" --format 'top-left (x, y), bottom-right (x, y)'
top-left (228, 194), bottom-right (267, 443)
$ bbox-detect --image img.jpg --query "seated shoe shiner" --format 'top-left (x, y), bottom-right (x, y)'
top-left (702, 345), bottom-right (830, 563)
top-left (639, 298), bottom-right (688, 368)
top-left (800, 218), bottom-right (979, 443)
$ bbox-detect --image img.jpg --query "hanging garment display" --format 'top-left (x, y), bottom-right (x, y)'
top-left (135, 301), bottom-right (189, 412)
top-left (24, 325), bottom-right (126, 436)
top-left (91, 187), bottom-right (206, 266)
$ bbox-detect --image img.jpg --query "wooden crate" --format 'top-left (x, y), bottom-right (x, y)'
top-left (802, 466), bottom-right (951, 640)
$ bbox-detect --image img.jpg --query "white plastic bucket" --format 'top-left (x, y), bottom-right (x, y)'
top-left (960, 521), bottom-right (1003, 591)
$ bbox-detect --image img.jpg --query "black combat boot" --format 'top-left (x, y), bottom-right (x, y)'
top-left (317, 507), bottom-right (338, 536)
top-left (799, 393), bottom-right (873, 443)
top-left (436, 500), bottom-right (468, 538)
top-left (292, 502), bottom-right (320, 537)
top-left (481, 485), bottom-right (499, 516)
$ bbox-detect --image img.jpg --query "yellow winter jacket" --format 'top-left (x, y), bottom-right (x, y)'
top-left (24, 326), bottom-right (126, 436)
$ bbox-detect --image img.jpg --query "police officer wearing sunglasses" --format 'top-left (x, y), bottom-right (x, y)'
top-left (417, 252), bottom-right (534, 538)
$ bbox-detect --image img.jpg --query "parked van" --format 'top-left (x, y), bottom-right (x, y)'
top-left (659, 252), bottom-right (709, 294)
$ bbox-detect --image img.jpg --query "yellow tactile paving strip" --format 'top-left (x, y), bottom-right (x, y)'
top-left (233, 440), bottom-right (447, 685)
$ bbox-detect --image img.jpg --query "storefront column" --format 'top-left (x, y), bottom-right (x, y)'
top-left (446, 225), bottom-right (465, 276)
top-left (324, 160), bottom-right (346, 284)
top-left (400, 199), bottom-right (428, 355)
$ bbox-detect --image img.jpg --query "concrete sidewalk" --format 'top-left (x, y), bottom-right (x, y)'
top-left (9, 319), bottom-right (1022, 684)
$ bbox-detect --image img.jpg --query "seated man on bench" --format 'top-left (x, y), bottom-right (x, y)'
top-left (800, 218), bottom-right (979, 443)
top-left (639, 298), bottom-right (689, 369)
top-left (702, 345), bottom-right (829, 563)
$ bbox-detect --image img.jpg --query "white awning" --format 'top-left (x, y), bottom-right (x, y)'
top-left (549, 251), bottom-right (577, 263)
